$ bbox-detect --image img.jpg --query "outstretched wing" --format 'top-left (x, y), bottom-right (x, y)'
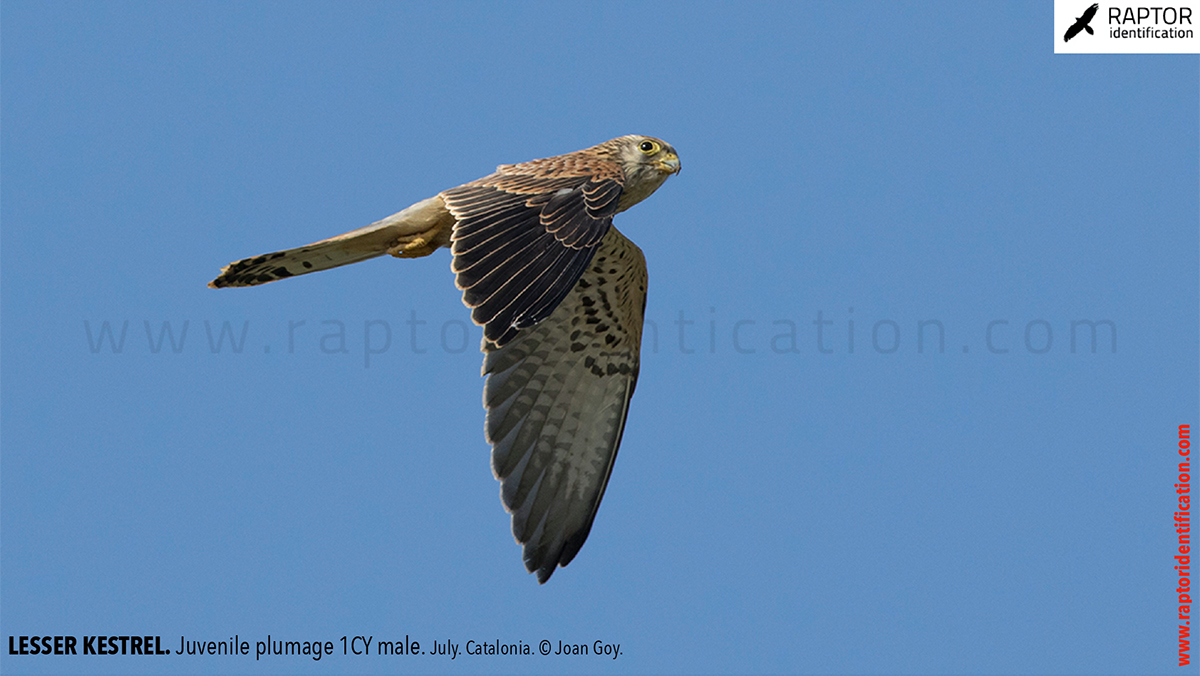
top-left (1064, 21), bottom-right (1083, 41)
top-left (442, 155), bottom-right (624, 347)
top-left (481, 227), bottom-right (647, 583)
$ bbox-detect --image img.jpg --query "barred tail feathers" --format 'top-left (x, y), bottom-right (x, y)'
top-left (208, 195), bottom-right (453, 288)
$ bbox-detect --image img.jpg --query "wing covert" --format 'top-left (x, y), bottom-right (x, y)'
top-left (442, 161), bottom-right (623, 347)
top-left (480, 227), bottom-right (647, 583)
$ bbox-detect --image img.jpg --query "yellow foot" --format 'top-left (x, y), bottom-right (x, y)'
top-left (386, 227), bottom-right (448, 259)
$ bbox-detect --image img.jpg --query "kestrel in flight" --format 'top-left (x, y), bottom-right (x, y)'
top-left (209, 135), bottom-right (681, 582)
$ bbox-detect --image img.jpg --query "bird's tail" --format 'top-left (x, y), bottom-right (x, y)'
top-left (209, 195), bottom-right (453, 288)
top-left (1085, 25), bottom-right (1093, 35)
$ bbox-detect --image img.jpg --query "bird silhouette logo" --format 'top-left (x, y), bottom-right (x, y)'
top-left (1064, 3), bottom-right (1100, 41)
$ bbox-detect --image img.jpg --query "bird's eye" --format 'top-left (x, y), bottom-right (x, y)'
top-left (638, 140), bottom-right (659, 154)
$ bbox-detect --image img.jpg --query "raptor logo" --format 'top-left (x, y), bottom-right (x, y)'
top-left (1064, 3), bottom-right (1100, 41)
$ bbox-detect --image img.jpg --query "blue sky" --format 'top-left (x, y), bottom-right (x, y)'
top-left (2, 2), bottom-right (1196, 674)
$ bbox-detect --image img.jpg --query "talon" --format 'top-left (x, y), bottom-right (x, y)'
top-left (385, 214), bottom-right (452, 259)
top-left (388, 235), bottom-right (433, 258)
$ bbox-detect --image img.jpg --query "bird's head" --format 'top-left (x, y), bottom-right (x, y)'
top-left (611, 135), bottom-right (681, 212)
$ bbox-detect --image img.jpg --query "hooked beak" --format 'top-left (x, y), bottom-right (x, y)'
top-left (656, 152), bottom-right (681, 175)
